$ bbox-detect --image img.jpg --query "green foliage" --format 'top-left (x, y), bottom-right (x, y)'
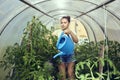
top-left (0, 16), bottom-right (58, 80)
top-left (75, 40), bottom-right (120, 80)
top-left (0, 16), bottom-right (120, 80)
top-left (107, 41), bottom-right (120, 70)
top-left (75, 41), bottom-right (98, 62)
top-left (75, 58), bottom-right (100, 80)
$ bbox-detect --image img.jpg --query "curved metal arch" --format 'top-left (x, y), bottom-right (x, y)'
top-left (34, 0), bottom-right (117, 20)
top-left (46, 17), bottom-right (93, 43)
top-left (43, 14), bottom-right (95, 42)
top-left (0, 7), bottom-right (30, 36)
top-left (43, 14), bottom-right (78, 27)
top-left (77, 20), bottom-right (90, 42)
top-left (40, 9), bottom-right (105, 35)
top-left (42, 13), bottom-right (78, 29)
top-left (39, 9), bottom-right (81, 18)
top-left (45, 18), bottom-right (91, 43)
top-left (0, 0), bottom-right (119, 36)
top-left (42, 13), bottom-right (78, 24)
top-left (37, 0), bottom-right (99, 17)
top-left (20, 0), bottom-right (56, 19)
top-left (43, 13), bottom-right (78, 25)
top-left (20, 0), bottom-right (97, 20)
top-left (0, 0), bottom-right (50, 36)
top-left (42, 11), bottom-right (106, 42)
top-left (20, 0), bottom-right (103, 20)
top-left (75, 0), bottom-right (115, 18)
top-left (80, 17), bottom-right (97, 42)
top-left (107, 9), bottom-right (120, 21)
top-left (25, 0), bottom-right (98, 6)
top-left (36, 0), bottom-right (119, 24)
top-left (38, 7), bottom-right (118, 40)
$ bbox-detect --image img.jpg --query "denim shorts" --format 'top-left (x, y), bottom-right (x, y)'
top-left (60, 54), bottom-right (76, 63)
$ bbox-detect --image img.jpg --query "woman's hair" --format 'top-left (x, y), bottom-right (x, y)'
top-left (61, 16), bottom-right (71, 23)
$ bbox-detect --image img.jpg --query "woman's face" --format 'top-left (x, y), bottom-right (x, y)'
top-left (60, 18), bottom-right (69, 30)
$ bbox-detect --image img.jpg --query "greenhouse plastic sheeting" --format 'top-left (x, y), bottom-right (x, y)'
top-left (0, 0), bottom-right (120, 80)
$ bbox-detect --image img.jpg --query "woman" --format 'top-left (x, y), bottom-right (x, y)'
top-left (58, 16), bottom-right (78, 80)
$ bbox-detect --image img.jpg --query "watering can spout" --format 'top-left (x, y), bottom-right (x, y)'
top-left (53, 52), bottom-right (64, 59)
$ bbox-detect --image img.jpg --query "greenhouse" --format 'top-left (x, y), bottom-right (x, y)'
top-left (0, 0), bottom-right (120, 80)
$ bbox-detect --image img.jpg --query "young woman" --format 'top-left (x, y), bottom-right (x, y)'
top-left (58, 16), bottom-right (78, 80)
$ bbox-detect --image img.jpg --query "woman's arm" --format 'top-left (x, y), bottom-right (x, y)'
top-left (64, 28), bottom-right (78, 43)
top-left (69, 31), bottom-right (78, 43)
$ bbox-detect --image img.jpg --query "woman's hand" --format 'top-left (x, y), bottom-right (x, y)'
top-left (64, 28), bottom-right (78, 43)
top-left (63, 28), bottom-right (71, 35)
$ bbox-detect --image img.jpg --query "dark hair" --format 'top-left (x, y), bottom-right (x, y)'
top-left (61, 16), bottom-right (70, 23)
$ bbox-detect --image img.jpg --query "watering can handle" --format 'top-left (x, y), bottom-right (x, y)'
top-left (56, 32), bottom-right (70, 47)
top-left (56, 32), bottom-right (64, 48)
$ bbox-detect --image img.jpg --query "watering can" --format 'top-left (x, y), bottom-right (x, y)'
top-left (53, 32), bottom-right (74, 58)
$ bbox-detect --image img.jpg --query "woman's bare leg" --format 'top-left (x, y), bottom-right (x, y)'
top-left (67, 62), bottom-right (75, 80)
top-left (59, 62), bottom-right (66, 80)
